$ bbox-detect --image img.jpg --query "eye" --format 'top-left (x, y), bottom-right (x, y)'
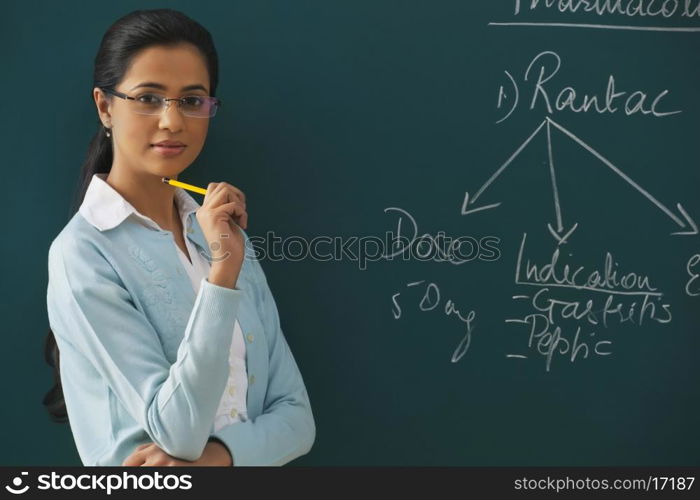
top-left (137, 94), bottom-right (161, 104)
top-left (182, 96), bottom-right (204, 107)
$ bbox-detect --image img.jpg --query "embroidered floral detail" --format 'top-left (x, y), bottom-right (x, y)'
top-left (128, 245), bottom-right (158, 273)
top-left (127, 243), bottom-right (183, 361)
top-left (128, 244), bottom-right (174, 306)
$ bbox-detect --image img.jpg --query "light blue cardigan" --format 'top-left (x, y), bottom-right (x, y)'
top-left (46, 204), bottom-right (315, 466)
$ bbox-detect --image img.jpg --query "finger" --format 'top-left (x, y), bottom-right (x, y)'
top-left (203, 182), bottom-right (217, 204)
top-left (202, 183), bottom-right (246, 215)
top-left (135, 443), bottom-right (151, 451)
top-left (122, 450), bottom-right (147, 466)
top-left (215, 201), bottom-right (246, 227)
top-left (219, 182), bottom-right (246, 204)
top-left (207, 182), bottom-right (245, 209)
top-left (207, 185), bottom-right (234, 210)
top-left (165, 458), bottom-right (187, 466)
top-left (211, 186), bottom-right (246, 213)
top-left (228, 189), bottom-right (246, 210)
top-left (140, 453), bottom-right (165, 467)
top-left (143, 455), bottom-right (179, 467)
top-left (203, 182), bottom-right (225, 207)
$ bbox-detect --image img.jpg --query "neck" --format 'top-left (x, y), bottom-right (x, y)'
top-left (105, 167), bottom-right (180, 232)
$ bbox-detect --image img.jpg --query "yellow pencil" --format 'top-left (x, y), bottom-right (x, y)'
top-left (161, 177), bottom-right (208, 195)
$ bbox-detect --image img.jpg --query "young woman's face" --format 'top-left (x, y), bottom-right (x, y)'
top-left (93, 43), bottom-right (212, 178)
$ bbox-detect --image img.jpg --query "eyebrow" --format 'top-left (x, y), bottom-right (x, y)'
top-left (129, 82), bottom-right (208, 93)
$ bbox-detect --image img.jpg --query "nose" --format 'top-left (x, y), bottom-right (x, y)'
top-left (158, 99), bottom-right (184, 133)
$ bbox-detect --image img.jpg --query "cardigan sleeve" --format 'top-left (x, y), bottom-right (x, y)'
top-left (47, 233), bottom-right (243, 461)
top-left (210, 255), bottom-right (316, 465)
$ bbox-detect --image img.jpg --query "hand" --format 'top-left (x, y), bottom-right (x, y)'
top-left (122, 441), bottom-right (233, 466)
top-left (196, 182), bottom-right (248, 287)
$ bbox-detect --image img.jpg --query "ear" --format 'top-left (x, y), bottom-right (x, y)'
top-left (93, 87), bottom-right (112, 127)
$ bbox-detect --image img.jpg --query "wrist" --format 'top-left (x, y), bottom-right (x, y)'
top-left (208, 264), bottom-right (241, 290)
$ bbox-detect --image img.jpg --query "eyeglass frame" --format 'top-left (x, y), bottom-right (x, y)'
top-left (99, 87), bottom-right (222, 118)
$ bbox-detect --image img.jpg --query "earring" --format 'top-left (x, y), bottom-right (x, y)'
top-left (104, 125), bottom-right (111, 137)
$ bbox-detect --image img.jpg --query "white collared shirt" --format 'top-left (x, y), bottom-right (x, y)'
top-left (79, 173), bottom-right (248, 430)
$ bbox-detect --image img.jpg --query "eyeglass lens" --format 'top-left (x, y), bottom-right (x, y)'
top-left (133, 93), bottom-right (218, 117)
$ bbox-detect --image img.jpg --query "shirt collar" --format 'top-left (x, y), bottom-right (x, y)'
top-left (79, 173), bottom-right (201, 233)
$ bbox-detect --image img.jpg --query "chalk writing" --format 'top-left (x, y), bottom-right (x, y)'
top-left (497, 51), bottom-right (681, 122)
top-left (391, 280), bottom-right (477, 363)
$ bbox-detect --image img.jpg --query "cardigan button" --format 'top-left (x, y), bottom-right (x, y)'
top-left (246, 333), bottom-right (254, 343)
top-left (249, 374), bottom-right (255, 385)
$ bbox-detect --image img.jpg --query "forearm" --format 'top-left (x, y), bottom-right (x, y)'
top-left (124, 439), bottom-right (233, 466)
top-left (210, 389), bottom-right (315, 466)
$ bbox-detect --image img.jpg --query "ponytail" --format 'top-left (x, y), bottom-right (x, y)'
top-left (43, 125), bottom-right (113, 423)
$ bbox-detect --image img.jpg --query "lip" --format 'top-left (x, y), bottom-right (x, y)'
top-left (151, 144), bottom-right (186, 157)
top-left (152, 140), bottom-right (185, 147)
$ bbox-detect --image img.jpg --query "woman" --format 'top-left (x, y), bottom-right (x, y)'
top-left (44, 8), bottom-right (315, 466)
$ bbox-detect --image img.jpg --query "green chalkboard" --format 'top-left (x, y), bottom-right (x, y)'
top-left (9, 1), bottom-right (700, 465)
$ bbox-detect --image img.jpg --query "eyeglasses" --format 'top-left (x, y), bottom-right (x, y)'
top-left (100, 87), bottom-right (221, 118)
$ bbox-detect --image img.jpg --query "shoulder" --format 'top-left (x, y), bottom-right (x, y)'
top-left (49, 212), bottom-right (100, 256)
top-left (48, 212), bottom-right (115, 279)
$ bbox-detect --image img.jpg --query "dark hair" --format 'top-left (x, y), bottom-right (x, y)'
top-left (43, 8), bottom-right (220, 423)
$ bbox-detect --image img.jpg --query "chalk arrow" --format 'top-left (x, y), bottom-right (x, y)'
top-left (461, 192), bottom-right (501, 215)
top-left (461, 119), bottom-right (548, 217)
top-left (547, 222), bottom-right (578, 245)
top-left (547, 118), bottom-right (697, 238)
top-left (670, 203), bottom-right (698, 236)
top-left (461, 116), bottom-right (697, 237)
